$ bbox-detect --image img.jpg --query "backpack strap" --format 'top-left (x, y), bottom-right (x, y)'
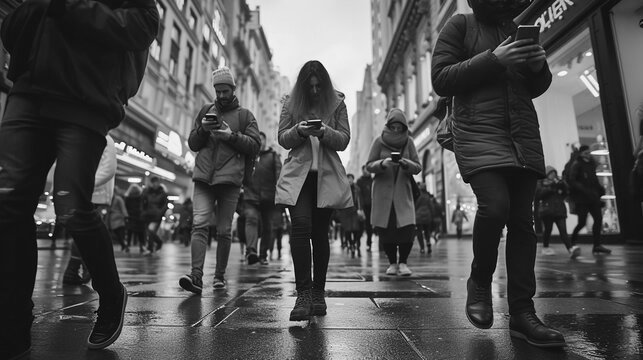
top-left (462, 13), bottom-right (479, 60)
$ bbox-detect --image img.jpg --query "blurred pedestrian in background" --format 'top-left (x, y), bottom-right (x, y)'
top-left (366, 109), bottom-right (421, 277)
top-left (242, 132), bottom-right (281, 265)
top-left (432, 0), bottom-right (565, 347)
top-left (108, 187), bottom-right (129, 253)
top-left (179, 67), bottom-right (260, 294)
top-left (336, 173), bottom-right (364, 258)
top-left (0, 0), bottom-right (159, 355)
top-left (535, 166), bottom-right (580, 258)
top-left (568, 145), bottom-right (611, 255)
top-left (414, 185), bottom-right (433, 254)
top-left (125, 184), bottom-right (146, 253)
top-left (175, 197), bottom-right (193, 247)
top-left (451, 202), bottom-right (469, 240)
top-left (356, 165), bottom-right (374, 252)
top-left (275, 60), bottom-right (352, 321)
top-left (269, 206), bottom-right (289, 260)
top-left (141, 176), bottom-right (167, 253)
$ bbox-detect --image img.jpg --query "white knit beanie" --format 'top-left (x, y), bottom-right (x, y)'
top-left (212, 66), bottom-right (236, 88)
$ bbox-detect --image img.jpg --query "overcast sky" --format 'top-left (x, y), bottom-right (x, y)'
top-left (245, 0), bottom-right (373, 121)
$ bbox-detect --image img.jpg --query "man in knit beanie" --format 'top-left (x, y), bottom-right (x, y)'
top-left (179, 66), bottom-right (261, 293)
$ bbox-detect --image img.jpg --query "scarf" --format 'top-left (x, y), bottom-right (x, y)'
top-left (380, 126), bottom-right (409, 151)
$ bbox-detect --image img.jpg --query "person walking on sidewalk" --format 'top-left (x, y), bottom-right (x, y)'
top-left (366, 109), bottom-right (422, 277)
top-left (179, 67), bottom-right (261, 294)
top-left (336, 174), bottom-right (364, 258)
top-left (569, 145), bottom-right (612, 255)
top-left (141, 176), bottom-right (167, 253)
top-left (414, 185), bottom-right (433, 254)
top-left (125, 184), bottom-right (146, 253)
top-left (451, 203), bottom-right (469, 240)
top-left (242, 132), bottom-right (281, 265)
top-left (432, 0), bottom-right (566, 348)
top-left (108, 187), bottom-right (130, 253)
top-left (535, 166), bottom-right (580, 258)
top-left (356, 165), bottom-right (374, 252)
top-left (0, 0), bottom-right (159, 356)
top-left (275, 60), bottom-right (352, 321)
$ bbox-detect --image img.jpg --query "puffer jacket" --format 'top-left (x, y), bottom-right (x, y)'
top-left (569, 158), bottom-right (604, 205)
top-left (1, 0), bottom-right (159, 135)
top-left (535, 178), bottom-right (568, 219)
top-left (431, 14), bottom-right (552, 182)
top-left (188, 104), bottom-right (261, 187)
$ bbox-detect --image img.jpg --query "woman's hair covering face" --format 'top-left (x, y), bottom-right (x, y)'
top-left (467, 0), bottom-right (532, 23)
top-left (288, 60), bottom-right (337, 119)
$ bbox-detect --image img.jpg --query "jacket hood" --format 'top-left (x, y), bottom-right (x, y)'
top-left (386, 108), bottom-right (408, 130)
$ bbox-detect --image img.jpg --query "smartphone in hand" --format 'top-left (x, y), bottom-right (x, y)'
top-left (391, 152), bottom-right (401, 162)
top-left (306, 119), bottom-right (322, 129)
top-left (514, 25), bottom-right (540, 43)
top-left (202, 112), bottom-right (221, 129)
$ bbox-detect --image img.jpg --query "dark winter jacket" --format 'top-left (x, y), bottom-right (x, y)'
top-left (356, 174), bottom-right (373, 208)
top-left (141, 186), bottom-right (168, 223)
top-left (569, 158), bottom-right (605, 205)
top-left (188, 100), bottom-right (261, 187)
top-left (243, 148), bottom-right (282, 203)
top-left (431, 14), bottom-right (551, 182)
top-left (336, 183), bottom-right (363, 232)
top-left (0, 0), bottom-right (159, 135)
top-left (125, 194), bottom-right (145, 232)
top-left (414, 190), bottom-right (433, 225)
top-left (535, 177), bottom-right (568, 219)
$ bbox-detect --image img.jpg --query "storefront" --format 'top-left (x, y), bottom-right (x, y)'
top-left (521, 0), bottom-right (643, 241)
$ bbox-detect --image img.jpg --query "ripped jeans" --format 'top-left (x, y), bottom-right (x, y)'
top-left (0, 96), bottom-right (121, 326)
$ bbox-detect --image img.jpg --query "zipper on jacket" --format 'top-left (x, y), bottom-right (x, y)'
top-left (504, 84), bottom-right (526, 168)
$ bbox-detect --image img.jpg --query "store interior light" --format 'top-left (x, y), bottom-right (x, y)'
top-left (557, 70), bottom-right (568, 77)
top-left (167, 195), bottom-right (180, 201)
top-left (585, 51), bottom-right (593, 57)
top-left (601, 195), bottom-right (616, 200)
top-left (590, 149), bottom-right (609, 156)
top-left (127, 177), bottom-right (142, 183)
top-left (580, 74), bottom-right (600, 97)
top-left (596, 171), bottom-right (612, 176)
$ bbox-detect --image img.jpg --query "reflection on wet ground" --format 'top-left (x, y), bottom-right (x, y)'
top-left (30, 236), bottom-right (643, 359)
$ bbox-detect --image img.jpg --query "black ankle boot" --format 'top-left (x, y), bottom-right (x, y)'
top-left (509, 312), bottom-right (566, 348)
top-left (465, 277), bottom-right (493, 329)
top-left (289, 289), bottom-right (312, 321)
top-left (63, 258), bottom-right (83, 285)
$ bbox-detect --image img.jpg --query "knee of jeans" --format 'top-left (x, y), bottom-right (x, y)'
top-left (290, 216), bottom-right (312, 241)
top-left (57, 208), bottom-right (102, 232)
top-left (216, 227), bottom-right (232, 241)
top-left (477, 201), bottom-right (509, 224)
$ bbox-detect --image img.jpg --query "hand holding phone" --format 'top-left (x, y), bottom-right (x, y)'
top-left (202, 113), bottom-right (221, 131)
top-left (391, 152), bottom-right (401, 163)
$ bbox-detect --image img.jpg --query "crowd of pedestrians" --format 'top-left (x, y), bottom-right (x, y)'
top-left (3, 0), bottom-right (638, 358)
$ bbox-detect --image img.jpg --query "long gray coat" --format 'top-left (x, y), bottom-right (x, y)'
top-left (365, 137), bottom-right (421, 229)
top-left (275, 92), bottom-right (353, 209)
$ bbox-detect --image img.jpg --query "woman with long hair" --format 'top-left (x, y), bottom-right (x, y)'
top-left (275, 60), bottom-right (352, 321)
top-left (366, 109), bottom-right (421, 276)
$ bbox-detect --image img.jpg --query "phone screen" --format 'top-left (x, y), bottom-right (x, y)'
top-left (307, 120), bottom-right (322, 128)
top-left (391, 152), bottom-right (401, 162)
top-left (515, 25), bottom-right (540, 43)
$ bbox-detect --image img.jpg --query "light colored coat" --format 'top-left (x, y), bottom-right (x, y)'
top-left (365, 137), bottom-right (421, 228)
top-left (275, 92), bottom-right (353, 209)
top-left (92, 135), bottom-right (117, 205)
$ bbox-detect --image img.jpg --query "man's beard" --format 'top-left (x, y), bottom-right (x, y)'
top-left (468, 0), bottom-right (532, 23)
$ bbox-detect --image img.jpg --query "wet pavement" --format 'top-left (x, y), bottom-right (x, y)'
top-left (26, 236), bottom-right (643, 359)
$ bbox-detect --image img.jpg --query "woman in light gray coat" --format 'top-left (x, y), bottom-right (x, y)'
top-left (275, 60), bottom-right (352, 321)
top-left (366, 109), bottom-right (421, 276)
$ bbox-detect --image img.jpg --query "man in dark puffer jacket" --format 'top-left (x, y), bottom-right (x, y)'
top-left (432, 0), bottom-right (565, 348)
top-left (0, 0), bottom-right (159, 356)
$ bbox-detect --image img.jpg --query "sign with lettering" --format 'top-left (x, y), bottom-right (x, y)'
top-left (114, 141), bottom-right (155, 164)
top-left (523, 0), bottom-right (598, 47)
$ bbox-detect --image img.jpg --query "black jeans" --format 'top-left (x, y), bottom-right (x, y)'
top-left (541, 216), bottom-right (571, 249)
top-left (363, 204), bottom-right (373, 247)
top-left (571, 202), bottom-right (603, 247)
top-left (244, 200), bottom-right (275, 260)
top-left (289, 172), bottom-right (332, 292)
top-left (0, 96), bottom-right (121, 328)
top-left (468, 168), bottom-right (537, 315)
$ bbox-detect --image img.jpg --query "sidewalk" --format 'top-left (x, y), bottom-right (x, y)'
top-left (28, 236), bottom-right (643, 359)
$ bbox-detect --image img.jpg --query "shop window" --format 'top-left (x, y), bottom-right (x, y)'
top-left (533, 27), bottom-right (620, 234)
top-left (169, 24), bottom-right (181, 77)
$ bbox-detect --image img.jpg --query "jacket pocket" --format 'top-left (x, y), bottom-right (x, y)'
top-left (215, 144), bottom-right (237, 170)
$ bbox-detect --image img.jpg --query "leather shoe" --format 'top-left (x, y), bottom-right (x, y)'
top-left (510, 312), bottom-right (566, 348)
top-left (465, 277), bottom-right (493, 329)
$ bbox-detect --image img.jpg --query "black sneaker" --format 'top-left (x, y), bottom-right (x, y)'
top-left (63, 271), bottom-right (84, 286)
top-left (259, 258), bottom-right (269, 265)
top-left (1, 315), bottom-right (33, 360)
top-left (179, 274), bottom-right (203, 294)
top-left (592, 245), bottom-right (612, 255)
top-left (212, 277), bottom-right (226, 289)
top-left (311, 288), bottom-right (327, 316)
top-left (510, 312), bottom-right (566, 348)
top-left (87, 283), bottom-right (127, 350)
top-left (289, 289), bottom-right (312, 321)
top-left (246, 251), bottom-right (259, 265)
